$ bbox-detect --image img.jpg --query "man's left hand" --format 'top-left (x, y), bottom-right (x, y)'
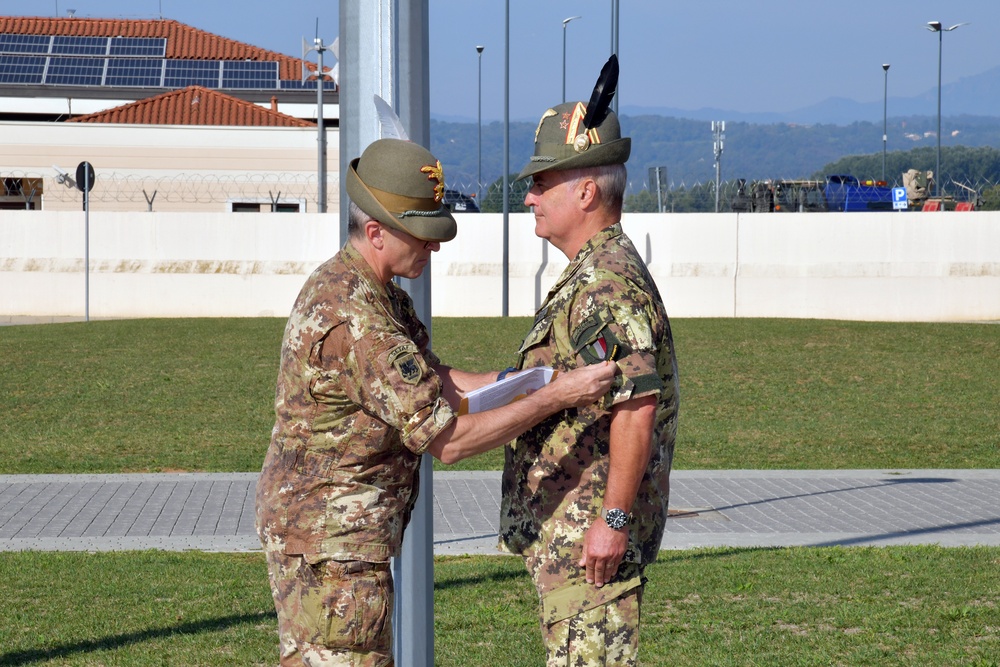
top-left (578, 521), bottom-right (628, 587)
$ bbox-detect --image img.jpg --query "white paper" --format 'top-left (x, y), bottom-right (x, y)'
top-left (458, 366), bottom-right (557, 415)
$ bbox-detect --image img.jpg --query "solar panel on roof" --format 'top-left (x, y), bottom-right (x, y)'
top-left (44, 56), bottom-right (105, 86)
top-left (105, 58), bottom-right (162, 87)
top-left (280, 80), bottom-right (316, 90)
top-left (0, 43), bottom-right (307, 92)
top-left (164, 59), bottom-right (221, 88)
top-left (0, 55), bottom-right (46, 84)
top-left (222, 60), bottom-right (278, 89)
top-left (0, 34), bottom-right (51, 55)
top-left (280, 79), bottom-right (335, 91)
top-left (109, 37), bottom-right (166, 57)
top-left (52, 36), bottom-right (107, 55)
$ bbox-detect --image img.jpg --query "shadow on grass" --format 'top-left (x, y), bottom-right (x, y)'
top-left (434, 565), bottom-right (527, 591)
top-left (810, 516), bottom-right (1000, 547)
top-left (701, 476), bottom-right (957, 514)
top-left (0, 610), bottom-right (275, 666)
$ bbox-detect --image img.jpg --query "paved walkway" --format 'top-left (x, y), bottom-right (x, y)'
top-left (3, 469), bottom-right (999, 554)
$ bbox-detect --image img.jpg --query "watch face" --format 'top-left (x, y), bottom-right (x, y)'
top-left (604, 508), bottom-right (629, 530)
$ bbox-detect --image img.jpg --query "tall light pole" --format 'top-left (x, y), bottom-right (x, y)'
top-left (882, 63), bottom-right (890, 182)
top-left (476, 45), bottom-right (484, 201)
top-left (562, 16), bottom-right (582, 103)
top-left (305, 34), bottom-right (334, 213)
top-left (926, 20), bottom-right (967, 208)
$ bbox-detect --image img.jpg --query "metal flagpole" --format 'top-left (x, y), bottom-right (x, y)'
top-left (339, 2), bottom-right (434, 663)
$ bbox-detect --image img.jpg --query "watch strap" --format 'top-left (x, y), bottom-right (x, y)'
top-left (601, 507), bottom-right (630, 530)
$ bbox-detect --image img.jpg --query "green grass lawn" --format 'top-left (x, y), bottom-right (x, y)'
top-left (0, 548), bottom-right (996, 666)
top-left (1, 317), bottom-right (998, 665)
top-left (0, 317), bottom-right (997, 473)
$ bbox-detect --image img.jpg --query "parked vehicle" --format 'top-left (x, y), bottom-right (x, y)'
top-left (732, 175), bottom-right (895, 213)
top-left (443, 189), bottom-right (480, 213)
top-left (823, 174), bottom-right (894, 212)
top-left (733, 178), bottom-right (829, 212)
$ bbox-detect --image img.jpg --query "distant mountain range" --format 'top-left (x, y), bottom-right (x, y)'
top-left (430, 66), bottom-right (1000, 194)
top-left (626, 64), bottom-right (1000, 125)
top-left (434, 65), bottom-right (1000, 126)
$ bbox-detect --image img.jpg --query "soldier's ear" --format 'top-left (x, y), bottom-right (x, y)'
top-left (366, 220), bottom-right (386, 249)
top-left (577, 177), bottom-right (598, 209)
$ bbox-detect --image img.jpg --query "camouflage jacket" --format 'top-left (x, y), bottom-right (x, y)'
top-left (256, 242), bottom-right (456, 562)
top-left (499, 223), bottom-right (679, 566)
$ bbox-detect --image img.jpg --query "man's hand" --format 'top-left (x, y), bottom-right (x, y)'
top-left (548, 361), bottom-right (616, 410)
top-left (578, 519), bottom-right (628, 587)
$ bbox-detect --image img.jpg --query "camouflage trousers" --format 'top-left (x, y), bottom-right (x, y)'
top-left (264, 550), bottom-right (394, 667)
top-left (525, 556), bottom-right (645, 667)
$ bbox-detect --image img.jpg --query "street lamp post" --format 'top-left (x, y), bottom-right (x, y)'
top-left (926, 20), bottom-right (967, 209)
top-left (562, 16), bottom-right (582, 103)
top-left (305, 35), bottom-right (334, 213)
top-left (882, 63), bottom-right (890, 182)
top-left (476, 45), bottom-right (484, 201)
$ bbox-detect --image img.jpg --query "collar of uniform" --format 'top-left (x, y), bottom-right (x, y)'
top-left (575, 222), bottom-right (623, 261)
top-left (551, 222), bottom-right (624, 290)
top-left (340, 241), bottom-right (395, 311)
top-left (539, 223), bottom-right (624, 308)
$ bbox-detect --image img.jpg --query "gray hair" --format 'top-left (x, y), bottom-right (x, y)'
top-left (347, 200), bottom-right (371, 240)
top-left (564, 163), bottom-right (627, 209)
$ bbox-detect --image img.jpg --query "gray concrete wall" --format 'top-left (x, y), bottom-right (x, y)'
top-left (2, 210), bottom-right (998, 321)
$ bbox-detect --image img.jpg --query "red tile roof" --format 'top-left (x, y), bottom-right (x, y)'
top-left (66, 85), bottom-right (315, 127)
top-left (0, 16), bottom-right (322, 80)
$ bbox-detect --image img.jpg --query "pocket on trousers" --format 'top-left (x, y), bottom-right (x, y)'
top-left (297, 558), bottom-right (393, 651)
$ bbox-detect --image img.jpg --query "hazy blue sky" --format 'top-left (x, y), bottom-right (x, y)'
top-left (12, 0), bottom-right (1000, 121)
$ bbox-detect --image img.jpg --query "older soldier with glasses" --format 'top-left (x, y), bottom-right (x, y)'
top-left (499, 56), bottom-right (680, 666)
top-left (255, 138), bottom-right (617, 667)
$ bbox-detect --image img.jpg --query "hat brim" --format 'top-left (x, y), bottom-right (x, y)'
top-left (346, 158), bottom-right (457, 242)
top-left (516, 138), bottom-right (631, 181)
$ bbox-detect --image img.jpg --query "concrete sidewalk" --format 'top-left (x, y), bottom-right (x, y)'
top-left (2, 469), bottom-right (999, 554)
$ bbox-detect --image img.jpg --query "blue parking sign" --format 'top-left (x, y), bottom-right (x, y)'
top-left (892, 187), bottom-right (908, 210)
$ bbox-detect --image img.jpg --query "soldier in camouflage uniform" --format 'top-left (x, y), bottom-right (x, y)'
top-left (255, 138), bottom-right (616, 667)
top-left (499, 99), bottom-right (680, 666)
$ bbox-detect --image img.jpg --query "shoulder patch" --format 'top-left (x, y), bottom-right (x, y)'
top-left (572, 308), bottom-right (623, 364)
top-left (388, 346), bottom-right (422, 385)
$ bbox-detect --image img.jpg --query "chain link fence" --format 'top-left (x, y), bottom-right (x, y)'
top-left (444, 173), bottom-right (1000, 213)
top-left (1, 170), bottom-right (328, 212)
top-left (5, 169), bottom-right (998, 214)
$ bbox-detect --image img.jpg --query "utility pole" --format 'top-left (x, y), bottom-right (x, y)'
top-left (712, 121), bottom-right (725, 213)
top-left (882, 64), bottom-right (890, 182)
top-left (303, 30), bottom-right (335, 213)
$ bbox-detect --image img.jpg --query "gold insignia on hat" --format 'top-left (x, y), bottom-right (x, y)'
top-left (535, 108), bottom-right (558, 141)
top-left (564, 102), bottom-right (601, 153)
top-left (420, 161), bottom-right (445, 203)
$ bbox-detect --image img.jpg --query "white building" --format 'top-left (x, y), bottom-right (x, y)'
top-left (0, 15), bottom-right (337, 212)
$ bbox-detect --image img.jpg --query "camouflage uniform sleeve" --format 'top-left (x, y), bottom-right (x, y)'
top-left (337, 327), bottom-right (456, 456)
top-left (389, 282), bottom-right (442, 367)
top-left (567, 270), bottom-right (664, 406)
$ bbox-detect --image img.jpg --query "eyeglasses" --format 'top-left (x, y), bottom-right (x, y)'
top-left (382, 223), bottom-right (438, 250)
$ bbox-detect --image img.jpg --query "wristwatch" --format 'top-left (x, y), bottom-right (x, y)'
top-left (601, 507), bottom-right (630, 531)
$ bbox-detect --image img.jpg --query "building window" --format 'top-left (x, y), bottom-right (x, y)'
top-left (1, 177), bottom-right (42, 209)
top-left (231, 202), bottom-right (263, 213)
top-left (229, 200), bottom-right (303, 213)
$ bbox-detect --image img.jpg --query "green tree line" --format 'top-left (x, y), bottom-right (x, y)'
top-left (432, 114), bottom-right (1000, 201)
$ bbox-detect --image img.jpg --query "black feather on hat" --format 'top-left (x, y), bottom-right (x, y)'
top-left (517, 54), bottom-right (630, 181)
